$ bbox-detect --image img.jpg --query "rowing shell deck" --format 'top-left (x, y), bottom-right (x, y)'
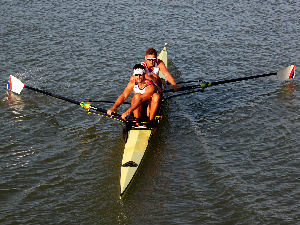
top-left (120, 129), bottom-right (152, 197)
top-left (119, 44), bottom-right (168, 199)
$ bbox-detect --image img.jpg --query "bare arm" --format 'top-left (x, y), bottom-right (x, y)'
top-left (107, 81), bottom-right (134, 115)
top-left (158, 60), bottom-right (179, 92)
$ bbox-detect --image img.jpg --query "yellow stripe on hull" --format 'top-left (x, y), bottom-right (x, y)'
top-left (120, 129), bottom-right (152, 198)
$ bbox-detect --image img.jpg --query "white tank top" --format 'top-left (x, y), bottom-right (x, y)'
top-left (141, 61), bottom-right (160, 78)
top-left (133, 80), bottom-right (153, 94)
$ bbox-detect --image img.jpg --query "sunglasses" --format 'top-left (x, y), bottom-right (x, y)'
top-left (134, 74), bottom-right (144, 77)
top-left (146, 58), bottom-right (157, 61)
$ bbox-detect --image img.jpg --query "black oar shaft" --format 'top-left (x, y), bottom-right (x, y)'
top-left (25, 85), bottom-right (123, 120)
top-left (174, 79), bottom-right (202, 85)
top-left (166, 72), bottom-right (277, 93)
top-left (25, 85), bottom-right (81, 105)
top-left (85, 100), bottom-right (131, 105)
top-left (210, 72), bottom-right (276, 86)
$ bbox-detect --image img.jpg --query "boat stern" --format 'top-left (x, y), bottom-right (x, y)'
top-left (120, 129), bottom-right (152, 198)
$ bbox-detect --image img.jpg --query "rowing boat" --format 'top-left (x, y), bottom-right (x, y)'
top-left (119, 43), bottom-right (168, 199)
top-left (6, 44), bottom-right (295, 200)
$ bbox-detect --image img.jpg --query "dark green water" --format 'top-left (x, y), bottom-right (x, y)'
top-left (1, 1), bottom-right (299, 224)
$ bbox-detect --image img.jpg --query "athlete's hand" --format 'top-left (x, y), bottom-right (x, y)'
top-left (107, 108), bottom-right (116, 116)
top-left (121, 110), bottom-right (131, 120)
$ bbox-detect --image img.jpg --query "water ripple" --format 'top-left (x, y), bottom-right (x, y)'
top-left (1, 0), bottom-right (299, 224)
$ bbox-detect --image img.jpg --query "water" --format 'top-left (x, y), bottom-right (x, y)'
top-left (1, 0), bottom-right (300, 224)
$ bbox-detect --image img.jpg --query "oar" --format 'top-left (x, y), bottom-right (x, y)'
top-left (7, 75), bottom-right (126, 123)
top-left (168, 79), bottom-right (203, 85)
top-left (166, 65), bottom-right (295, 93)
top-left (177, 79), bottom-right (202, 85)
top-left (84, 100), bottom-right (131, 105)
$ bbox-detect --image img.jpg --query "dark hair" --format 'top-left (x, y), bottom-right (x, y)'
top-left (133, 64), bottom-right (145, 71)
top-left (145, 48), bottom-right (157, 57)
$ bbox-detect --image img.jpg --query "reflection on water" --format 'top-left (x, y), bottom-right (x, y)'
top-left (277, 82), bottom-right (296, 101)
top-left (5, 92), bottom-right (25, 115)
top-left (1, 0), bottom-right (299, 224)
top-left (7, 148), bottom-right (35, 169)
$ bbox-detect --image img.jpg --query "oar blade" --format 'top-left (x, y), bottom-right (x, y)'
top-left (7, 75), bottom-right (25, 94)
top-left (277, 65), bottom-right (295, 81)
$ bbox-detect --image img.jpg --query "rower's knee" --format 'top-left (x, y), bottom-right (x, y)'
top-left (152, 93), bottom-right (160, 103)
